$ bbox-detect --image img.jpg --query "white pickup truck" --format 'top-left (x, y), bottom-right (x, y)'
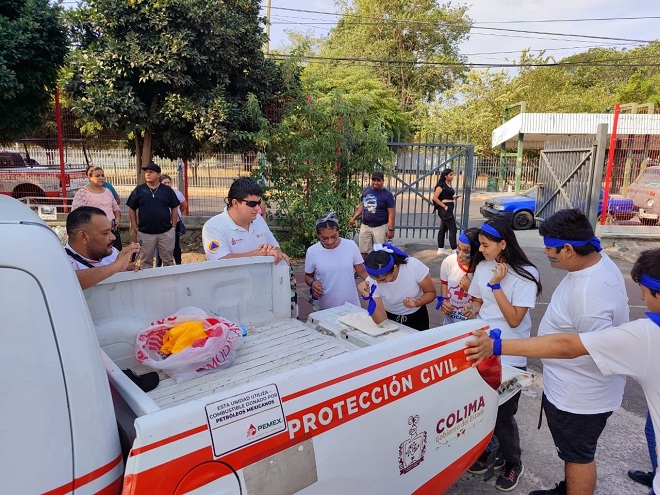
top-left (1, 195), bottom-right (515, 495)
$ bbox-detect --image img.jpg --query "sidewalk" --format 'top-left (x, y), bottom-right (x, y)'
top-left (292, 234), bottom-right (652, 494)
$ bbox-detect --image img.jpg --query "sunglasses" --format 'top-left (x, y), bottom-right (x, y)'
top-left (238, 199), bottom-right (262, 208)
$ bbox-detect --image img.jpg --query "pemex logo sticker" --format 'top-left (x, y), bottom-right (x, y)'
top-left (246, 424), bottom-right (256, 437)
top-left (398, 415), bottom-right (427, 475)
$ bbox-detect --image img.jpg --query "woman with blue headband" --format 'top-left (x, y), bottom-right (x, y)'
top-left (466, 248), bottom-right (660, 495)
top-left (464, 218), bottom-right (542, 491)
top-left (304, 212), bottom-right (368, 310)
top-left (438, 227), bottom-right (480, 324)
top-left (357, 244), bottom-right (436, 331)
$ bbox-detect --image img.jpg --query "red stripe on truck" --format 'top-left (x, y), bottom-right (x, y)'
top-left (122, 348), bottom-right (474, 494)
top-left (41, 453), bottom-right (122, 495)
top-left (283, 330), bottom-right (475, 402)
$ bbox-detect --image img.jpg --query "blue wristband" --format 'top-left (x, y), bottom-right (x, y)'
top-left (435, 295), bottom-right (446, 310)
top-left (487, 282), bottom-right (501, 291)
top-left (489, 328), bottom-right (502, 355)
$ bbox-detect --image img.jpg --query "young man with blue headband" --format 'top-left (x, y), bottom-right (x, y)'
top-left (469, 209), bottom-right (630, 495)
top-left (466, 247), bottom-right (660, 495)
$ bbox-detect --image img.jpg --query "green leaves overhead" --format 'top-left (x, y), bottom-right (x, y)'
top-left (0, 0), bottom-right (67, 143)
top-left (66, 0), bottom-right (288, 165)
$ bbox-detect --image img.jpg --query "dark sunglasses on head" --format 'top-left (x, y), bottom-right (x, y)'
top-left (238, 198), bottom-right (262, 208)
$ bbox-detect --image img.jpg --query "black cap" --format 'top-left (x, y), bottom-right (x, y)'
top-left (371, 171), bottom-right (384, 181)
top-left (141, 162), bottom-right (161, 173)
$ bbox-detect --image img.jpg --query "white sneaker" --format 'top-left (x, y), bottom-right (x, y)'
top-left (437, 248), bottom-right (453, 256)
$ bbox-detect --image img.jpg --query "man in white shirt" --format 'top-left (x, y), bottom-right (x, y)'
top-left (530, 209), bottom-right (629, 495)
top-left (65, 206), bottom-right (141, 289)
top-left (202, 177), bottom-right (289, 265)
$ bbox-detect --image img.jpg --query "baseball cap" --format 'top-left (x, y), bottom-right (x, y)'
top-left (371, 171), bottom-right (384, 181)
top-left (141, 162), bottom-right (161, 173)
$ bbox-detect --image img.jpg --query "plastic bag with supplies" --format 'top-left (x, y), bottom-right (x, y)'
top-left (135, 306), bottom-right (243, 383)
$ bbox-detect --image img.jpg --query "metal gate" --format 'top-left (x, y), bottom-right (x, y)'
top-left (381, 134), bottom-right (474, 239)
top-left (535, 124), bottom-right (608, 226)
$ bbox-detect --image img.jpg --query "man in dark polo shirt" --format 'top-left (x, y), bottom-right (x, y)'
top-left (127, 162), bottom-right (180, 268)
top-left (349, 171), bottom-right (396, 258)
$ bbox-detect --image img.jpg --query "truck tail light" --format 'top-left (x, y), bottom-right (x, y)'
top-left (476, 355), bottom-right (502, 390)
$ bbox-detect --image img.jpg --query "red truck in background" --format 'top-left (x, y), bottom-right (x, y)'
top-left (0, 150), bottom-right (87, 199)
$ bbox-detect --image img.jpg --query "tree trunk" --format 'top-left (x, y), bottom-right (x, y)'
top-left (135, 135), bottom-right (143, 184)
top-left (142, 129), bottom-right (153, 169)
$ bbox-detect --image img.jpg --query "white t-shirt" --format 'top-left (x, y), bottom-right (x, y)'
top-left (538, 254), bottom-right (629, 414)
top-left (580, 317), bottom-right (660, 494)
top-left (367, 257), bottom-right (429, 316)
top-left (172, 189), bottom-right (185, 218)
top-left (304, 239), bottom-right (363, 310)
top-left (469, 259), bottom-right (539, 368)
top-left (202, 208), bottom-right (279, 260)
top-left (65, 243), bottom-right (119, 270)
top-left (440, 253), bottom-right (474, 325)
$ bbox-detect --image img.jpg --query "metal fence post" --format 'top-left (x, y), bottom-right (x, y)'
top-left (588, 123), bottom-right (609, 226)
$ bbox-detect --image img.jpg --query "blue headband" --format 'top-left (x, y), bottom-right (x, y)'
top-left (543, 236), bottom-right (602, 253)
top-left (365, 243), bottom-right (408, 276)
top-left (640, 274), bottom-right (660, 291)
top-left (459, 231), bottom-right (470, 245)
top-left (480, 223), bottom-right (502, 239)
top-left (362, 283), bottom-right (378, 316)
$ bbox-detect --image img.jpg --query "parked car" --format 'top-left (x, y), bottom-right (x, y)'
top-left (480, 186), bottom-right (634, 230)
top-left (626, 165), bottom-right (660, 225)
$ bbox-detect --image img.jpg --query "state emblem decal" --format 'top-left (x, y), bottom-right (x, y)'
top-left (398, 414), bottom-right (427, 475)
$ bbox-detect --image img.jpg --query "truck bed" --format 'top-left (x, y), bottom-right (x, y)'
top-left (146, 318), bottom-right (357, 409)
top-left (104, 317), bottom-right (357, 410)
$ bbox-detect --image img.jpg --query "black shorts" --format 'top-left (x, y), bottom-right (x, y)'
top-left (386, 305), bottom-right (429, 331)
top-left (542, 393), bottom-right (612, 464)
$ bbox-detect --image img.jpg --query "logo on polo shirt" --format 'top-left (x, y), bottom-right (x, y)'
top-left (231, 238), bottom-right (243, 246)
top-left (208, 240), bottom-right (220, 252)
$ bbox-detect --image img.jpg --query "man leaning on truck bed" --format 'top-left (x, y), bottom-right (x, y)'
top-left (65, 206), bottom-right (141, 289)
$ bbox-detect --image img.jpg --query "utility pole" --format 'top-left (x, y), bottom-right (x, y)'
top-left (264, 0), bottom-right (271, 54)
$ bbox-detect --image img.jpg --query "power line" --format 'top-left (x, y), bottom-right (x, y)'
top-left (264, 6), bottom-right (657, 44)
top-left (267, 52), bottom-right (660, 69)
top-left (476, 16), bottom-right (660, 24)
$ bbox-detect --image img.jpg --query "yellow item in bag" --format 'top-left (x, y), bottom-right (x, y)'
top-left (161, 321), bottom-right (207, 355)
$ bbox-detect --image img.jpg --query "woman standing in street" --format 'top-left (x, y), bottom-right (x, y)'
top-left (463, 218), bottom-right (542, 491)
top-left (358, 244), bottom-right (436, 331)
top-left (304, 212), bottom-right (367, 310)
top-left (432, 168), bottom-right (459, 256)
top-left (72, 166), bottom-right (122, 250)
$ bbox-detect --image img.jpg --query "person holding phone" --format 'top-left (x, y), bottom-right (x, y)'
top-left (65, 206), bottom-right (141, 289)
top-left (433, 168), bottom-right (459, 256)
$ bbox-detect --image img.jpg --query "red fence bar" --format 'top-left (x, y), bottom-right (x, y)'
top-left (601, 103), bottom-right (620, 225)
top-left (55, 87), bottom-right (67, 206)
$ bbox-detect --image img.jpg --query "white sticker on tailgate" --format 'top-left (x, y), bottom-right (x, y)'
top-left (205, 384), bottom-right (286, 457)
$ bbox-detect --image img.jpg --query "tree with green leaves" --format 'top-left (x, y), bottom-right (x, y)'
top-left (0, 0), bottom-right (67, 143)
top-left (320, 0), bottom-right (471, 120)
top-left (261, 93), bottom-right (392, 257)
top-left (66, 0), bottom-right (287, 179)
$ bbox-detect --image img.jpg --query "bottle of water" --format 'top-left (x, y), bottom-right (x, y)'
top-left (239, 325), bottom-right (248, 337)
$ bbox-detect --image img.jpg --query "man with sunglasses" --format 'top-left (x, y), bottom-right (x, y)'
top-left (202, 177), bottom-right (290, 265)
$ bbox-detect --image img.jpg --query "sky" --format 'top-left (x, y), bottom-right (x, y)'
top-left (260, 0), bottom-right (660, 69)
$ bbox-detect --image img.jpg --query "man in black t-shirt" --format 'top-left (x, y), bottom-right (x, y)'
top-left (127, 162), bottom-right (180, 268)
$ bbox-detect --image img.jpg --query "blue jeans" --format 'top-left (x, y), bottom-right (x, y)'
top-left (646, 411), bottom-right (657, 471)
